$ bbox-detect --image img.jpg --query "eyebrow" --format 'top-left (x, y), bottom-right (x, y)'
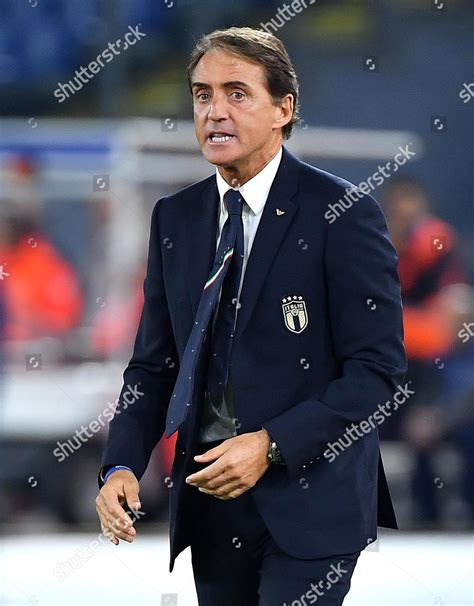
top-left (191, 80), bottom-right (250, 90)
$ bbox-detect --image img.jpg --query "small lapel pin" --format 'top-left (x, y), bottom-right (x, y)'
top-left (276, 208), bottom-right (285, 216)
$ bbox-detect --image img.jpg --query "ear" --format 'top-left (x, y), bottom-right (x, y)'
top-left (273, 93), bottom-right (294, 131)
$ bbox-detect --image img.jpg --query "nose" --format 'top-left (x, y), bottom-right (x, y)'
top-left (207, 92), bottom-right (228, 122)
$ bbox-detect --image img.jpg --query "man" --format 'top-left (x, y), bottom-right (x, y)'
top-left (380, 177), bottom-right (469, 523)
top-left (96, 27), bottom-right (407, 605)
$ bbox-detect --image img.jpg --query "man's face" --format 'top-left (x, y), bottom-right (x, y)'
top-left (191, 48), bottom-right (291, 174)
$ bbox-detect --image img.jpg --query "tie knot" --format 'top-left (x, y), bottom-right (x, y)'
top-left (224, 189), bottom-right (244, 216)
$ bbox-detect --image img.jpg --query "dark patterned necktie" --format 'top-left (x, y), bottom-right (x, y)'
top-left (165, 188), bottom-right (244, 437)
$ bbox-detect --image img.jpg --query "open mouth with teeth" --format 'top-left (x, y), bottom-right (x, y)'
top-left (208, 132), bottom-right (235, 144)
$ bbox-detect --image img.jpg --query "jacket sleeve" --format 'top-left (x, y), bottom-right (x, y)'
top-left (262, 193), bottom-right (407, 479)
top-left (98, 197), bottom-right (179, 488)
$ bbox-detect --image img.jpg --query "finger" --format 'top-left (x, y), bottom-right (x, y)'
top-left (220, 488), bottom-right (245, 499)
top-left (99, 517), bottom-right (134, 544)
top-left (123, 479), bottom-right (141, 511)
top-left (96, 496), bottom-right (135, 535)
top-left (199, 480), bottom-right (242, 497)
top-left (195, 471), bottom-right (232, 490)
top-left (186, 460), bottom-right (229, 485)
top-left (214, 483), bottom-right (247, 499)
top-left (97, 497), bottom-right (131, 534)
top-left (103, 508), bottom-right (137, 539)
top-left (102, 523), bottom-right (136, 543)
top-left (193, 440), bottom-right (230, 463)
top-left (96, 497), bottom-right (120, 533)
top-left (99, 490), bottom-right (134, 528)
top-left (100, 522), bottom-right (118, 545)
top-left (203, 464), bottom-right (247, 489)
top-left (107, 512), bottom-right (135, 537)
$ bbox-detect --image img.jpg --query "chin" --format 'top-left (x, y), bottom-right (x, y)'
top-left (202, 146), bottom-right (241, 168)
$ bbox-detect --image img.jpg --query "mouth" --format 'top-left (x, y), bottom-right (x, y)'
top-left (207, 131), bottom-right (236, 145)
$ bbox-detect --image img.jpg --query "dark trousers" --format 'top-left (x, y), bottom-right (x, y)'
top-left (187, 439), bottom-right (360, 605)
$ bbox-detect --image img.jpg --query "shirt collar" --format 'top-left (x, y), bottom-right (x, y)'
top-left (215, 146), bottom-right (283, 216)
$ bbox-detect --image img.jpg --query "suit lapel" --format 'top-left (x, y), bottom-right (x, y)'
top-left (186, 145), bottom-right (300, 339)
top-left (186, 176), bottom-right (219, 318)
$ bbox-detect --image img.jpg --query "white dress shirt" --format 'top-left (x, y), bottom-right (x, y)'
top-left (198, 146), bottom-right (283, 443)
top-left (215, 145), bottom-right (283, 311)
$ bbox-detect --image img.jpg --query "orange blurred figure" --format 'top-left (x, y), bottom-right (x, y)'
top-left (0, 216), bottom-right (83, 340)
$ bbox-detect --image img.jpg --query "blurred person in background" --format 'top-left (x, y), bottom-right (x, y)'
top-left (0, 156), bottom-right (84, 341)
top-left (91, 264), bottom-right (146, 358)
top-left (381, 176), bottom-right (472, 525)
top-left (424, 284), bottom-right (474, 525)
top-left (0, 212), bottom-right (83, 341)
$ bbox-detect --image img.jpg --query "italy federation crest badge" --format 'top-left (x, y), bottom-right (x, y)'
top-left (281, 295), bottom-right (308, 334)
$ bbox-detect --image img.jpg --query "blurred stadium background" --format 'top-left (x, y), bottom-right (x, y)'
top-left (0, 0), bottom-right (472, 604)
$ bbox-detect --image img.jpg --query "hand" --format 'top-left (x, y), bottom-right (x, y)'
top-left (185, 429), bottom-right (271, 500)
top-left (95, 470), bottom-right (141, 545)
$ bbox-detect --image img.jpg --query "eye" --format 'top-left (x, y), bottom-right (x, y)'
top-left (231, 91), bottom-right (245, 100)
top-left (196, 92), bottom-right (210, 102)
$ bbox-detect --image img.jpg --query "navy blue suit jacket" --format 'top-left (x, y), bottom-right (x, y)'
top-left (99, 145), bottom-right (407, 572)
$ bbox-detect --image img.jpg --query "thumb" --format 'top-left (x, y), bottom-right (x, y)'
top-left (123, 477), bottom-right (141, 511)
